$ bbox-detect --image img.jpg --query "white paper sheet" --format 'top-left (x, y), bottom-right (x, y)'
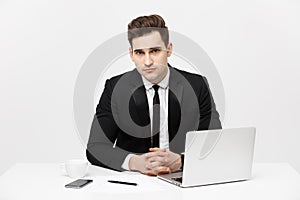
top-left (84, 174), bottom-right (172, 193)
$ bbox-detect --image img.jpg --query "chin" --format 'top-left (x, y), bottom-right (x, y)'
top-left (143, 74), bottom-right (156, 80)
top-left (147, 78), bottom-right (158, 84)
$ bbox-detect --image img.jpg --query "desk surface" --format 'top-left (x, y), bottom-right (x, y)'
top-left (0, 163), bottom-right (299, 200)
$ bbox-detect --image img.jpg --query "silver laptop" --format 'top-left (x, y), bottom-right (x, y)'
top-left (157, 127), bottom-right (256, 187)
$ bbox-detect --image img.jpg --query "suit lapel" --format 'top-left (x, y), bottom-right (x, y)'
top-left (131, 86), bottom-right (150, 125)
top-left (168, 67), bottom-right (183, 142)
top-left (129, 70), bottom-right (151, 127)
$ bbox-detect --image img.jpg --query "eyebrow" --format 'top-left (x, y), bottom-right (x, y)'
top-left (133, 47), bottom-right (163, 52)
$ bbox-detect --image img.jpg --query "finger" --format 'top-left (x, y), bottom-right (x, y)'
top-left (143, 170), bottom-right (156, 176)
top-left (145, 151), bottom-right (168, 159)
top-left (157, 169), bottom-right (171, 175)
top-left (166, 154), bottom-right (181, 165)
top-left (148, 156), bottom-right (168, 163)
top-left (146, 161), bottom-right (162, 169)
top-left (149, 148), bottom-right (166, 152)
top-left (144, 167), bottom-right (170, 176)
top-left (153, 166), bottom-right (171, 175)
top-left (149, 147), bottom-right (159, 152)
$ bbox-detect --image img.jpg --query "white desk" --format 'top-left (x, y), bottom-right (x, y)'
top-left (0, 163), bottom-right (299, 200)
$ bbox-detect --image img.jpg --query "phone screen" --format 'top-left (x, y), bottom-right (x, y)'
top-left (65, 179), bottom-right (93, 189)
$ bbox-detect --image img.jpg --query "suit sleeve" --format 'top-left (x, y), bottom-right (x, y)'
top-left (86, 79), bottom-right (129, 171)
top-left (197, 76), bottom-right (222, 130)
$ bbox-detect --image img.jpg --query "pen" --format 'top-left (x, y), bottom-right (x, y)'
top-left (107, 180), bottom-right (138, 186)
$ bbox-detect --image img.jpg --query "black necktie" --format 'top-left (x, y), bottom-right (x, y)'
top-left (152, 85), bottom-right (160, 148)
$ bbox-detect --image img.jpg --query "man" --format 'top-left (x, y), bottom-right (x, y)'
top-left (86, 14), bottom-right (221, 175)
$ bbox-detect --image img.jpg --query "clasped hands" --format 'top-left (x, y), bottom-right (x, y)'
top-left (129, 148), bottom-right (182, 176)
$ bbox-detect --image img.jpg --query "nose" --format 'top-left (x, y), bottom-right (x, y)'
top-left (144, 53), bottom-right (153, 67)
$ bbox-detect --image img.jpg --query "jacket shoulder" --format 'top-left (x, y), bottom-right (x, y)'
top-left (105, 68), bottom-right (137, 87)
top-left (173, 67), bottom-right (207, 86)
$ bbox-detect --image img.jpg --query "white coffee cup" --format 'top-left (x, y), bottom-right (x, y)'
top-left (62, 159), bottom-right (89, 178)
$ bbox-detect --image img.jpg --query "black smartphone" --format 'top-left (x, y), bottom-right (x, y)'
top-left (65, 179), bottom-right (93, 189)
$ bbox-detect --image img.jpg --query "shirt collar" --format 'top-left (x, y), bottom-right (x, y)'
top-left (142, 67), bottom-right (170, 91)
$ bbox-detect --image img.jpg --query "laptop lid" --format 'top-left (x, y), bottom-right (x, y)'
top-left (158, 127), bottom-right (256, 187)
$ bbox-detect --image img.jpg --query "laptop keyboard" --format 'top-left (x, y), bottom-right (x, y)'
top-left (171, 177), bottom-right (183, 183)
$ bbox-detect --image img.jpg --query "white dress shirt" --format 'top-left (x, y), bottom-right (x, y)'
top-left (121, 68), bottom-right (170, 170)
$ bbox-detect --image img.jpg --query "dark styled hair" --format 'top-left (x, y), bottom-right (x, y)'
top-left (127, 14), bottom-right (169, 48)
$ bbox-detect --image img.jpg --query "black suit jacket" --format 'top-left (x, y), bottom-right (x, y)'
top-left (86, 65), bottom-right (221, 171)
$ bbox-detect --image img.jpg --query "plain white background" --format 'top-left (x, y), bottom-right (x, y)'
top-left (0, 0), bottom-right (299, 175)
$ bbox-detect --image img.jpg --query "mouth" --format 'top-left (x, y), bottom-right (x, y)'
top-left (144, 68), bottom-right (156, 73)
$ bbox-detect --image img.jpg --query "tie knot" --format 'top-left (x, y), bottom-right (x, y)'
top-left (152, 85), bottom-right (159, 92)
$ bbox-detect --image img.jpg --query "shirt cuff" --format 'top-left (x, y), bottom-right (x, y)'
top-left (121, 154), bottom-right (134, 170)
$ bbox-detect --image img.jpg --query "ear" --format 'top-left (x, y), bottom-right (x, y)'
top-left (129, 47), bottom-right (134, 61)
top-left (167, 43), bottom-right (173, 57)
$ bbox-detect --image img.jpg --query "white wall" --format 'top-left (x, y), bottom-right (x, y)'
top-left (1, 0), bottom-right (300, 174)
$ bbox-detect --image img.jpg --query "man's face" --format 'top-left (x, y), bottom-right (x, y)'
top-left (130, 31), bottom-right (172, 84)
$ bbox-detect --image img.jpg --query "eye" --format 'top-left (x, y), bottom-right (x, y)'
top-left (134, 51), bottom-right (144, 55)
top-left (150, 49), bottom-right (161, 54)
